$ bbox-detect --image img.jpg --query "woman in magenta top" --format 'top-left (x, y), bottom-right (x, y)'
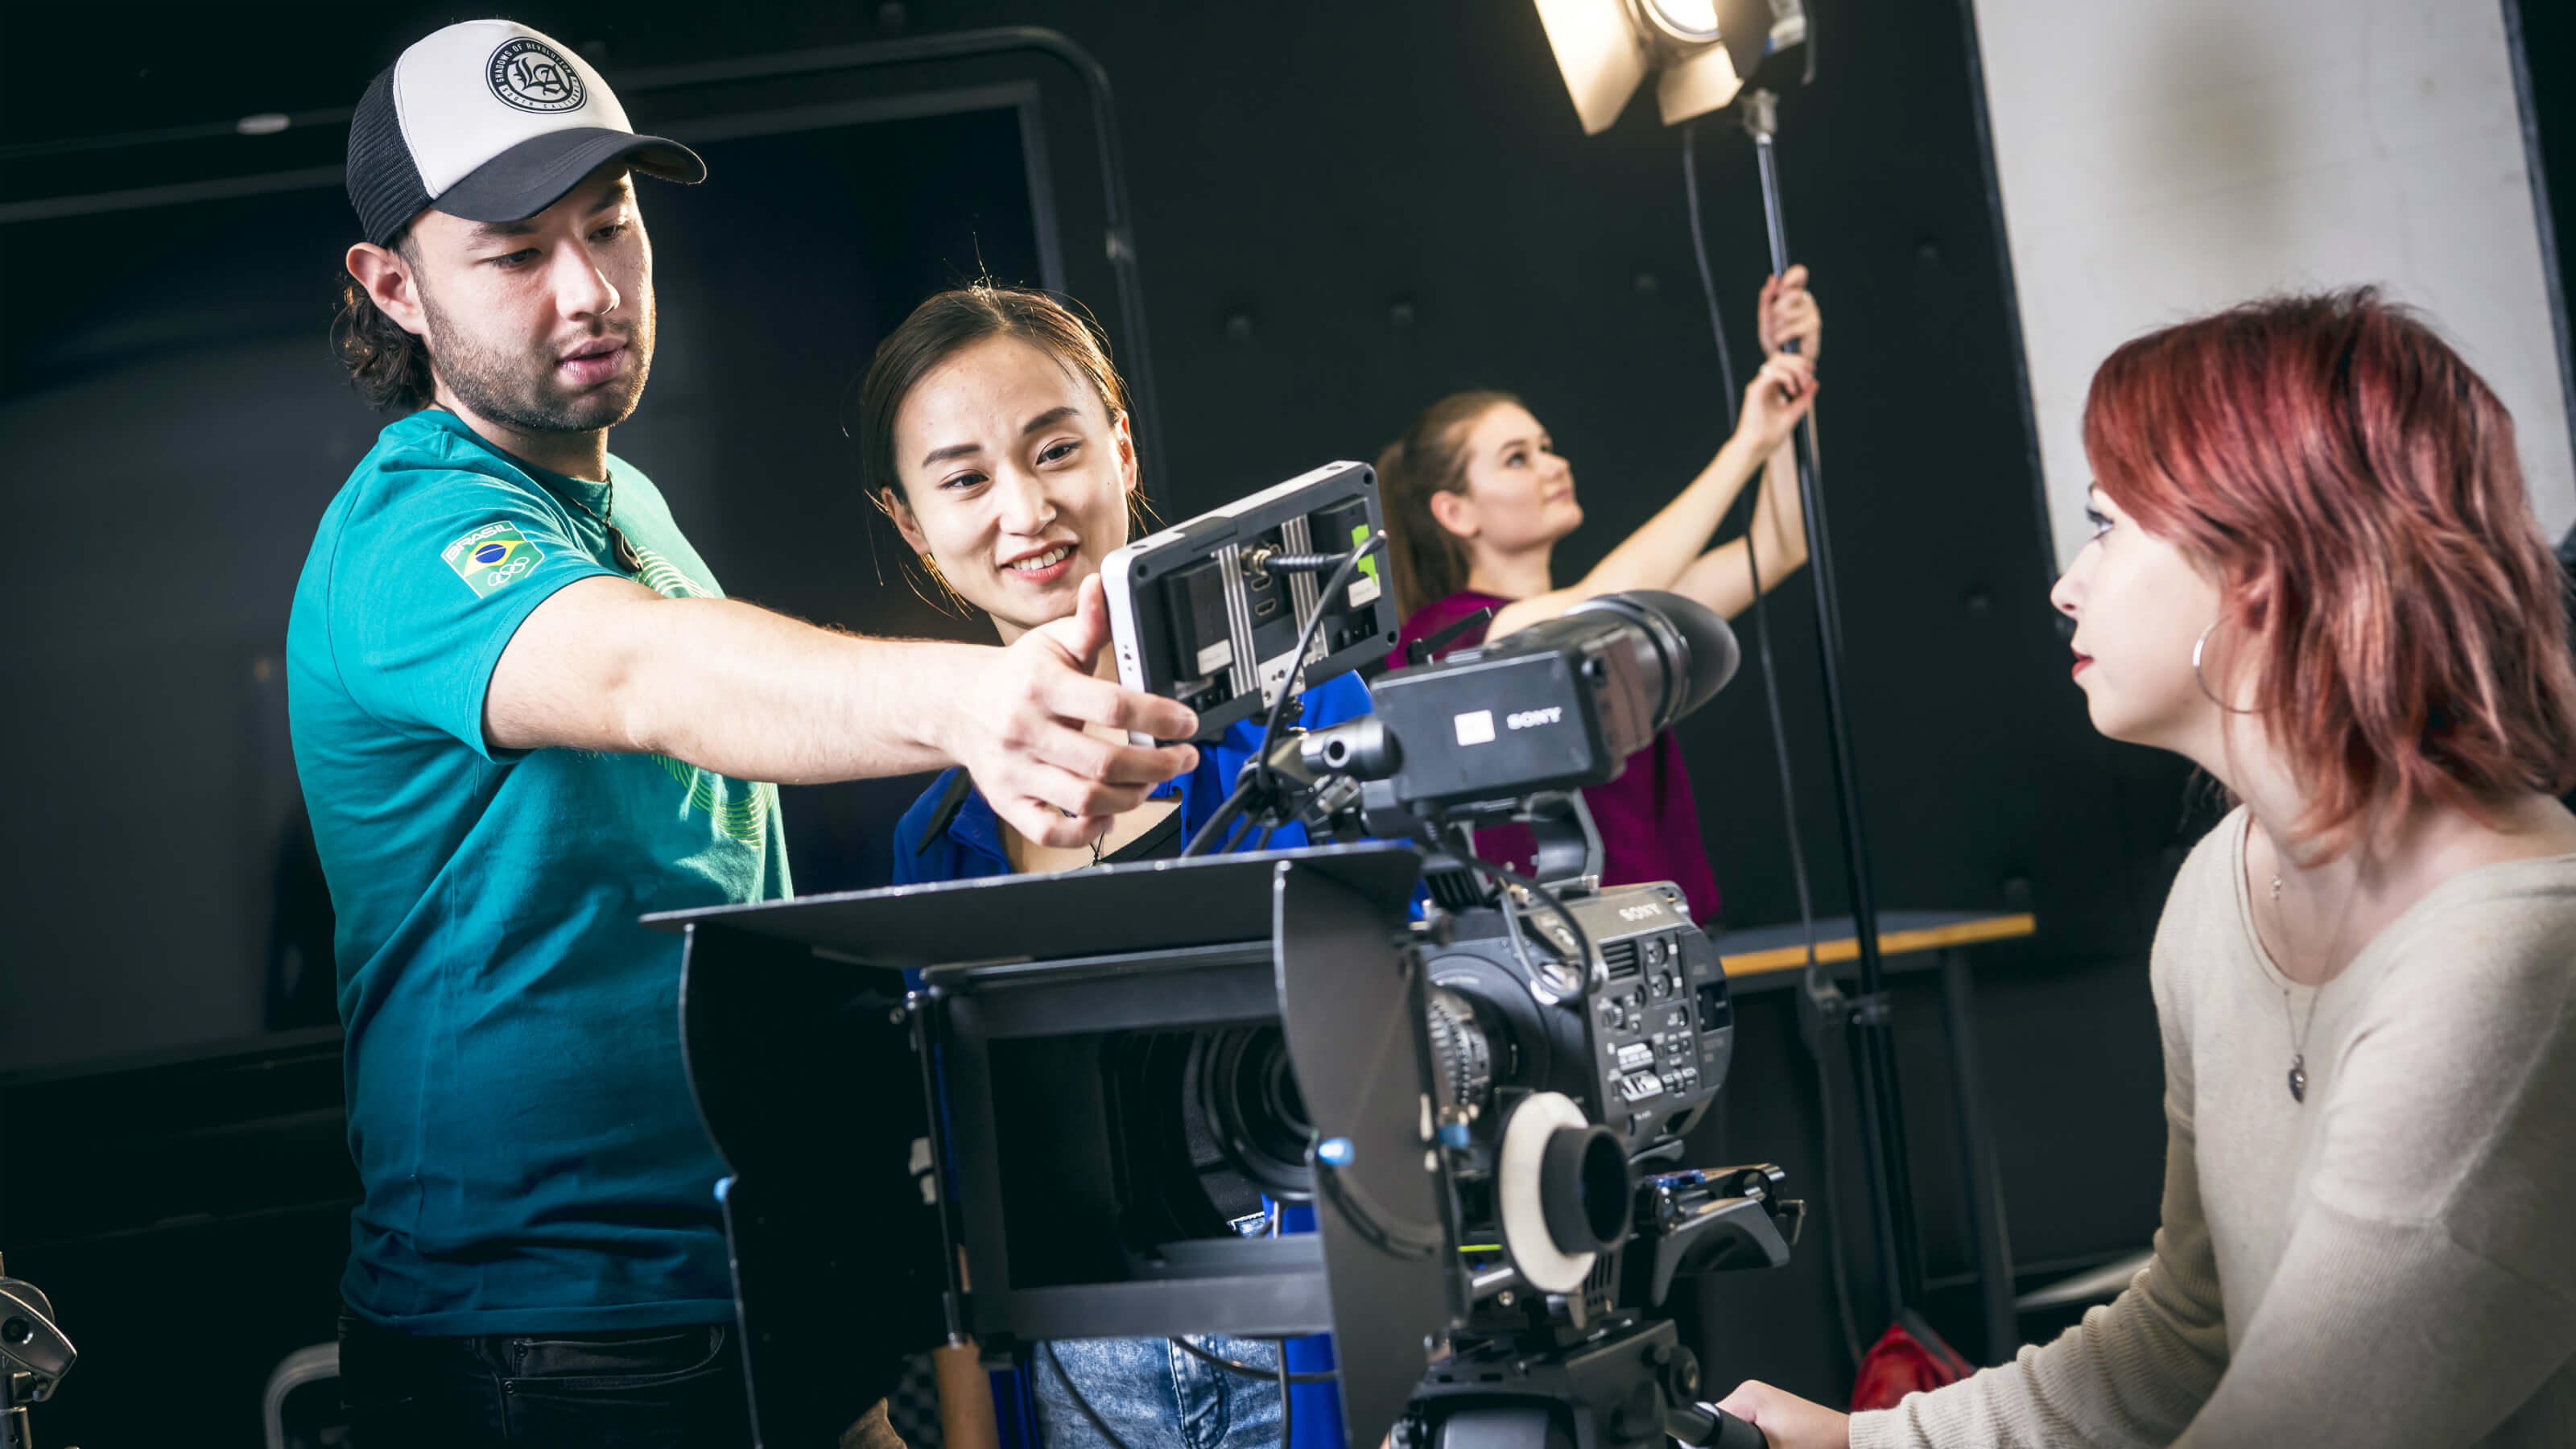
top-left (1381, 270), bottom-right (1823, 922)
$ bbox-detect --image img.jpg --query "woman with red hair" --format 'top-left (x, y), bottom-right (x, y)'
top-left (1719, 290), bottom-right (2576, 1445)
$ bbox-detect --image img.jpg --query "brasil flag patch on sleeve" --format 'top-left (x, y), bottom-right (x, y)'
top-left (443, 522), bottom-right (544, 597)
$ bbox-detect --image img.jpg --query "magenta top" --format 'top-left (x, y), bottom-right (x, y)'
top-left (1391, 590), bottom-right (1723, 923)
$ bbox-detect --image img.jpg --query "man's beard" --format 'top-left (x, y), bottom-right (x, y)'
top-left (419, 283), bottom-right (655, 436)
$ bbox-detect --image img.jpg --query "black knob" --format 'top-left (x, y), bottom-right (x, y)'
top-left (1663, 1344), bottom-right (1703, 1401)
top-left (1423, 989), bottom-right (1494, 1117)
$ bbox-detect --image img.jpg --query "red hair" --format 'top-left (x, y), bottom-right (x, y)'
top-left (2084, 288), bottom-right (2576, 855)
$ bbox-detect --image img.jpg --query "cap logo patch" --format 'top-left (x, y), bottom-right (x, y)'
top-left (486, 37), bottom-right (586, 114)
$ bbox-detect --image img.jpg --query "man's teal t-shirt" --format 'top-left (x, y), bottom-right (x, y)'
top-left (287, 409), bottom-right (791, 1336)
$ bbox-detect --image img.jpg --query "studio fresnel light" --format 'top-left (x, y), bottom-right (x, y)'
top-left (1533, 0), bottom-right (1805, 134)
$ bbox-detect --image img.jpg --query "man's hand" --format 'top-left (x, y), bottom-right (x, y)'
top-left (1735, 353), bottom-right (1818, 460)
top-left (944, 576), bottom-right (1200, 848)
top-left (1757, 264), bottom-right (1821, 361)
top-left (1711, 1381), bottom-right (1850, 1449)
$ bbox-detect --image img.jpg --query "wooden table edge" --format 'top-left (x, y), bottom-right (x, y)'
top-left (1718, 913), bottom-right (2037, 979)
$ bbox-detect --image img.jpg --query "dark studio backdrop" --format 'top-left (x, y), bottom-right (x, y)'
top-left (2, 2), bottom-right (2570, 1443)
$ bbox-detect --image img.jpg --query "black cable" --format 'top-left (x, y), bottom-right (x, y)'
top-left (1683, 119), bottom-right (1744, 436)
top-left (1041, 1340), bottom-right (1144, 1449)
top-left (1682, 117), bottom-right (1864, 1371)
top-left (1251, 534), bottom-right (1385, 805)
top-left (1166, 1335), bottom-right (1338, 1384)
top-left (1278, 1340), bottom-right (1294, 1449)
top-left (1181, 535), bottom-right (1385, 860)
top-left (1221, 811), bottom-right (1261, 856)
top-left (1424, 843), bottom-right (1596, 993)
top-left (1182, 775), bottom-right (1258, 857)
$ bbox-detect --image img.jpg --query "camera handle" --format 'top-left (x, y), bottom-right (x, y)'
top-left (1410, 1315), bottom-right (1770, 1449)
top-left (1422, 1403), bottom-right (1766, 1449)
top-left (1666, 1402), bottom-right (1771, 1449)
top-left (1518, 793), bottom-right (1603, 891)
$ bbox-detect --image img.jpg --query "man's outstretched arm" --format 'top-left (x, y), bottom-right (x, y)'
top-left (485, 574), bottom-right (1198, 848)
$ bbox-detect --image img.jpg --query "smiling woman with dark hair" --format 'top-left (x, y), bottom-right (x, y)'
top-left (1716, 289), bottom-right (2576, 1447)
top-left (860, 283), bottom-right (1377, 1449)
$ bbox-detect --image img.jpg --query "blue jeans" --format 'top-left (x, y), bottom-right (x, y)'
top-left (336, 1310), bottom-right (915, 1448)
top-left (1033, 1337), bottom-right (1282, 1449)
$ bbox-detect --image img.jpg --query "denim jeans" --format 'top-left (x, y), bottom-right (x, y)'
top-left (1032, 1337), bottom-right (1282, 1449)
top-left (337, 1310), bottom-right (758, 1448)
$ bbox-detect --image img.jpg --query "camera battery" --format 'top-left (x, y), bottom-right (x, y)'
top-left (1162, 558), bottom-right (1233, 679)
top-left (1308, 497), bottom-right (1383, 612)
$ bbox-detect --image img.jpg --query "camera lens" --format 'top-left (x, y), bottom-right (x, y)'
top-left (1425, 989), bottom-right (1496, 1117)
top-left (1538, 1123), bottom-right (1633, 1254)
top-left (1192, 1026), bottom-right (1315, 1200)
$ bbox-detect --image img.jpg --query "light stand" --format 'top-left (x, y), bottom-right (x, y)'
top-left (1734, 88), bottom-right (1919, 1324)
top-left (0, 1254), bottom-right (76, 1449)
top-left (1534, 2), bottom-right (1921, 1327)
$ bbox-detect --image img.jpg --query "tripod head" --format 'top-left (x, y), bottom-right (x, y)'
top-left (0, 1253), bottom-right (74, 1449)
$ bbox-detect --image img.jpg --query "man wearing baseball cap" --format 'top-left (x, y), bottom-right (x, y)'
top-left (289, 20), bottom-right (1196, 1445)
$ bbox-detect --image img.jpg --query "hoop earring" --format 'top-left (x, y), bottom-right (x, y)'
top-left (2192, 621), bottom-right (2256, 714)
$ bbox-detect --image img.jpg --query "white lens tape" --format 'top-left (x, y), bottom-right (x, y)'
top-left (1496, 1091), bottom-right (1595, 1294)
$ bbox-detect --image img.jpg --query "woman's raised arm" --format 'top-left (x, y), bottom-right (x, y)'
top-left (1485, 352), bottom-right (1816, 638)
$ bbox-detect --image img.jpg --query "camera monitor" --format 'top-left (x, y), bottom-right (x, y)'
top-left (1104, 460), bottom-right (1398, 742)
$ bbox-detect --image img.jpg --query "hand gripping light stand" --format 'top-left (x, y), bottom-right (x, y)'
top-left (1534, 0), bottom-right (1922, 1325)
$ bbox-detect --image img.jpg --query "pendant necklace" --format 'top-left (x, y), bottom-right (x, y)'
top-left (552, 472), bottom-right (644, 576)
top-left (2267, 868), bottom-right (2356, 1104)
top-left (2277, 964), bottom-right (2319, 1103)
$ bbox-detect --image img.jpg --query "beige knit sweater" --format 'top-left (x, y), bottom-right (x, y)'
top-left (1852, 808), bottom-right (2576, 1447)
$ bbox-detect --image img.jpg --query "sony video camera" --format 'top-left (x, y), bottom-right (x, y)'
top-left (667, 470), bottom-right (1798, 1449)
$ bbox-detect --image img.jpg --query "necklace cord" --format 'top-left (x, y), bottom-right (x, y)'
top-left (2256, 822), bottom-right (2366, 1102)
top-left (548, 473), bottom-right (643, 576)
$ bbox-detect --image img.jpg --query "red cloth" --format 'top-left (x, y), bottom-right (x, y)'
top-left (1391, 591), bottom-right (1723, 923)
top-left (1849, 1315), bottom-right (1974, 1411)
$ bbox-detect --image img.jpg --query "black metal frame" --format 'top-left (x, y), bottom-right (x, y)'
top-left (2502, 0), bottom-right (2576, 496)
top-left (0, 27), bottom-right (1166, 478)
top-left (666, 845), bottom-right (1449, 1449)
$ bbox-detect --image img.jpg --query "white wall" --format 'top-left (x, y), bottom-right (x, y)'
top-left (1970, 0), bottom-right (2574, 568)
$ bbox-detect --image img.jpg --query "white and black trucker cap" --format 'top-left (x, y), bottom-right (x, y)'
top-left (346, 19), bottom-right (704, 246)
